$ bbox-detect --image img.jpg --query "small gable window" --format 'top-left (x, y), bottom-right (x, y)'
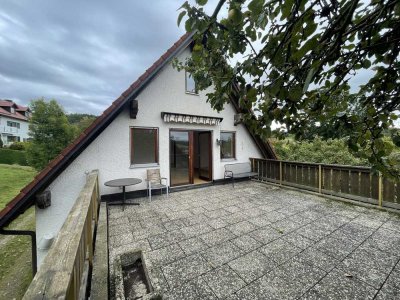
top-left (220, 131), bottom-right (236, 159)
top-left (130, 127), bottom-right (158, 165)
top-left (185, 71), bottom-right (197, 95)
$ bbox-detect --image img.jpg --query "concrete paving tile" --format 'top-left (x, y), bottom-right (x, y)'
top-left (242, 207), bottom-right (265, 217)
top-left (200, 228), bottom-right (236, 246)
top-left (382, 217), bottom-right (400, 233)
top-left (110, 239), bottom-right (151, 259)
top-left (250, 226), bottom-right (282, 244)
top-left (337, 258), bottom-right (388, 289)
top-left (259, 239), bottom-right (302, 265)
top-left (181, 223), bottom-right (214, 239)
top-left (202, 265), bottom-right (247, 298)
top-left (147, 229), bottom-right (186, 250)
top-left (375, 281), bottom-right (400, 300)
top-left (301, 268), bottom-right (377, 300)
top-left (385, 269), bottom-right (400, 290)
top-left (294, 247), bottom-right (340, 272)
top-left (329, 222), bottom-right (373, 243)
top-left (206, 218), bottom-right (229, 229)
top-left (162, 254), bottom-right (213, 288)
top-left (147, 243), bottom-right (185, 266)
top-left (109, 232), bottom-right (133, 248)
top-left (271, 219), bottom-right (303, 234)
top-left (281, 231), bottom-right (315, 249)
top-left (262, 210), bottom-right (287, 223)
top-left (235, 272), bottom-right (304, 300)
top-left (247, 214), bottom-right (271, 227)
top-left (207, 208), bottom-right (232, 219)
top-left (179, 237), bottom-right (209, 255)
top-left (274, 258), bottom-right (326, 287)
top-left (146, 266), bottom-right (170, 293)
top-left (287, 214), bottom-right (313, 226)
top-left (315, 236), bottom-right (360, 261)
top-left (222, 212), bottom-right (249, 225)
top-left (189, 206), bottom-right (207, 215)
top-left (364, 228), bottom-right (400, 256)
top-left (164, 277), bottom-right (217, 300)
top-left (224, 205), bottom-right (242, 213)
top-left (162, 219), bottom-right (187, 231)
top-left (227, 220), bottom-right (257, 236)
top-left (228, 250), bottom-right (276, 283)
top-left (231, 235), bottom-right (263, 253)
top-left (202, 241), bottom-right (243, 268)
top-left (182, 213), bottom-right (210, 226)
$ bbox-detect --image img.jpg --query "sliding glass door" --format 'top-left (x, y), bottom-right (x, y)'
top-left (170, 131), bottom-right (191, 186)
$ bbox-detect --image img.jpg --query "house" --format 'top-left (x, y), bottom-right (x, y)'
top-left (0, 32), bottom-right (276, 266)
top-left (0, 100), bottom-right (31, 146)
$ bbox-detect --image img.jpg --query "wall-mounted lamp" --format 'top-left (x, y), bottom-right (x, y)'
top-left (216, 138), bottom-right (222, 146)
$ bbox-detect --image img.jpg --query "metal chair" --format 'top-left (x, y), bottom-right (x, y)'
top-left (146, 169), bottom-right (168, 201)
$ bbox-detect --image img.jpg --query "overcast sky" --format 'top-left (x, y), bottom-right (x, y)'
top-left (0, 0), bottom-right (206, 115)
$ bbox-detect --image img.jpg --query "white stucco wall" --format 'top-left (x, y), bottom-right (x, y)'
top-left (35, 47), bottom-right (263, 265)
top-left (0, 115), bottom-right (30, 145)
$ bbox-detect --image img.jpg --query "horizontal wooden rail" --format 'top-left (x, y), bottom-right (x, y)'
top-left (250, 158), bottom-right (400, 210)
top-left (24, 170), bottom-right (100, 300)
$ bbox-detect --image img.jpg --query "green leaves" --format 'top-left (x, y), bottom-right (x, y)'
top-left (178, 0), bottom-right (400, 178)
top-left (177, 11), bottom-right (186, 26)
top-left (196, 0), bottom-right (208, 6)
top-left (248, 0), bottom-right (264, 14)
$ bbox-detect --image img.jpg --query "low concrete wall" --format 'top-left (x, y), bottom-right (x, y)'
top-left (90, 203), bottom-right (108, 299)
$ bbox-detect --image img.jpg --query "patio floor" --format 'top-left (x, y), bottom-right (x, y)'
top-left (107, 181), bottom-right (400, 299)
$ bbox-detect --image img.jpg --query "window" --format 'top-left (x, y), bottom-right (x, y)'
top-left (7, 121), bottom-right (20, 128)
top-left (185, 71), bottom-right (197, 94)
top-left (130, 127), bottom-right (158, 165)
top-left (220, 131), bottom-right (236, 159)
top-left (7, 136), bottom-right (19, 143)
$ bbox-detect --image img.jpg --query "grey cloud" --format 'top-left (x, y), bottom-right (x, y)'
top-left (0, 0), bottom-right (187, 114)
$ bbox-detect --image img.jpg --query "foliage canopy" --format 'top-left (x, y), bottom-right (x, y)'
top-left (178, 0), bottom-right (400, 177)
top-left (26, 99), bottom-right (76, 170)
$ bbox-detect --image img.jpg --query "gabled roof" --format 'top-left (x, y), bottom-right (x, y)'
top-left (0, 100), bottom-right (29, 121)
top-left (0, 32), bottom-right (276, 228)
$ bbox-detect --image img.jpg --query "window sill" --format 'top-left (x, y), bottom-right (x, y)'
top-left (185, 91), bottom-right (199, 96)
top-left (130, 163), bottom-right (159, 169)
top-left (221, 158), bottom-right (237, 162)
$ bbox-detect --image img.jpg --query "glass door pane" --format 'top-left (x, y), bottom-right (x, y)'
top-left (170, 131), bottom-right (190, 186)
top-left (198, 132), bottom-right (212, 180)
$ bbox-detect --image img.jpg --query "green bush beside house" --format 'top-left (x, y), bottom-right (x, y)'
top-left (0, 148), bottom-right (29, 166)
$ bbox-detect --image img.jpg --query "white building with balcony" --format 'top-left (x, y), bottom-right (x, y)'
top-left (0, 100), bottom-right (31, 146)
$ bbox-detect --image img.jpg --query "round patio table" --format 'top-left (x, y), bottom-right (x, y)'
top-left (105, 178), bottom-right (142, 209)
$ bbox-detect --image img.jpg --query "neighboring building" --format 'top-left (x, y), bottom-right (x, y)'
top-left (0, 33), bottom-right (276, 265)
top-left (0, 99), bottom-right (31, 146)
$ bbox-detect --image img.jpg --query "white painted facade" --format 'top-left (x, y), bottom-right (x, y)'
top-left (35, 48), bottom-right (263, 265)
top-left (0, 115), bottom-right (30, 146)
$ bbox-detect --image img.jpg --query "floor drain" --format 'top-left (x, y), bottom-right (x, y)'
top-left (123, 258), bottom-right (150, 299)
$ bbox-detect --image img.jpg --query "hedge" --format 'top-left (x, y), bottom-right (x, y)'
top-left (0, 149), bottom-right (29, 166)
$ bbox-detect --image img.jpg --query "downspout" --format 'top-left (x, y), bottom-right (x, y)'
top-left (0, 229), bottom-right (37, 275)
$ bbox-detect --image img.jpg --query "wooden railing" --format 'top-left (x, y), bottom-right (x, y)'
top-left (24, 170), bottom-right (100, 299)
top-left (250, 158), bottom-right (400, 210)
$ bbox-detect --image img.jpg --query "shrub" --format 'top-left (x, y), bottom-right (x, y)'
top-left (0, 138), bottom-right (3, 148)
top-left (0, 149), bottom-right (28, 166)
top-left (8, 142), bottom-right (26, 151)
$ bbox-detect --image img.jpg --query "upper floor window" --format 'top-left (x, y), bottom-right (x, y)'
top-left (7, 121), bottom-right (20, 128)
top-left (185, 71), bottom-right (197, 95)
top-left (130, 127), bottom-right (158, 165)
top-left (220, 131), bottom-right (236, 159)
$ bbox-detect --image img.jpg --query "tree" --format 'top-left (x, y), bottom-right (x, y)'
top-left (26, 99), bottom-right (76, 170)
top-left (67, 113), bottom-right (97, 135)
top-left (271, 137), bottom-right (369, 165)
top-left (178, 0), bottom-right (400, 177)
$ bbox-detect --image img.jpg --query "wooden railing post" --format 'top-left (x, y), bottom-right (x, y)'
top-left (378, 172), bottom-right (383, 207)
top-left (279, 161), bottom-right (283, 185)
top-left (318, 164), bottom-right (322, 194)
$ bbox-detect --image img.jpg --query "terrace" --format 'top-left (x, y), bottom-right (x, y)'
top-left (24, 161), bottom-right (400, 299)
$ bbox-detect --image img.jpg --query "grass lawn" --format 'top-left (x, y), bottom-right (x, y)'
top-left (0, 164), bottom-right (37, 299)
top-left (0, 164), bottom-right (37, 208)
